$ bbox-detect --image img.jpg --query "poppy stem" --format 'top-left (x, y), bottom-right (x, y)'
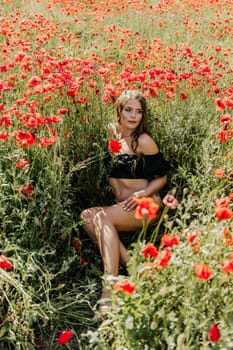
top-left (137, 219), bottom-right (148, 242)
top-left (151, 206), bottom-right (169, 243)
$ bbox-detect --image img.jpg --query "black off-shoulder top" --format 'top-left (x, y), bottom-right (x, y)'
top-left (105, 151), bottom-right (170, 180)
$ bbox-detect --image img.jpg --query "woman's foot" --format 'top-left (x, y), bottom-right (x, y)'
top-left (93, 296), bottom-right (111, 321)
top-left (93, 275), bottom-right (116, 320)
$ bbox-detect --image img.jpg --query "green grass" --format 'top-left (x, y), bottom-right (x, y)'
top-left (0, 0), bottom-right (232, 349)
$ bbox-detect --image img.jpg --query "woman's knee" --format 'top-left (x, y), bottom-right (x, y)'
top-left (80, 208), bottom-right (90, 224)
top-left (80, 207), bottom-right (102, 226)
top-left (92, 209), bottom-right (108, 228)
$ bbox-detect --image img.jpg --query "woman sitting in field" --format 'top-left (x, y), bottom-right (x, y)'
top-left (80, 90), bottom-right (170, 313)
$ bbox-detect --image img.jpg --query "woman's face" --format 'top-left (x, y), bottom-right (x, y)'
top-left (119, 98), bottom-right (143, 132)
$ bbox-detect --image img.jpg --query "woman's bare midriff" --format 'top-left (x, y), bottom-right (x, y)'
top-left (109, 177), bottom-right (149, 202)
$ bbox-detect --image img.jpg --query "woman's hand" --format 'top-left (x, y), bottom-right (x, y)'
top-left (122, 189), bottom-right (148, 212)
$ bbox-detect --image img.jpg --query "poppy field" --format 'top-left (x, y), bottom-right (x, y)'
top-left (0, 0), bottom-right (232, 349)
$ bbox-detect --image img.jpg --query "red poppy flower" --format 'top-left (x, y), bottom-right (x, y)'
top-left (162, 194), bottom-right (179, 209)
top-left (220, 259), bottom-right (233, 273)
top-left (161, 234), bottom-right (180, 247)
top-left (20, 184), bottom-right (33, 199)
top-left (194, 263), bottom-right (212, 280)
top-left (187, 230), bottom-right (199, 244)
top-left (0, 115), bottom-right (12, 127)
top-left (208, 324), bottom-right (220, 342)
top-left (215, 98), bottom-right (226, 111)
top-left (108, 139), bottom-right (122, 153)
top-left (217, 129), bottom-right (228, 143)
top-left (79, 257), bottom-right (87, 265)
top-left (38, 137), bottom-right (56, 147)
top-left (133, 197), bottom-right (160, 219)
top-left (113, 279), bottom-right (136, 294)
top-left (219, 114), bottom-right (232, 124)
top-left (0, 132), bottom-right (9, 140)
top-left (58, 108), bottom-right (69, 114)
top-left (16, 159), bottom-right (29, 169)
top-left (179, 91), bottom-right (187, 100)
top-left (214, 206), bottom-right (232, 220)
top-left (0, 255), bottom-right (13, 270)
top-left (140, 242), bottom-right (158, 259)
top-left (214, 168), bottom-right (225, 178)
top-left (27, 75), bottom-right (42, 87)
top-left (72, 239), bottom-right (80, 251)
top-left (157, 247), bottom-right (172, 267)
top-left (57, 330), bottom-right (74, 345)
top-left (14, 130), bottom-right (36, 148)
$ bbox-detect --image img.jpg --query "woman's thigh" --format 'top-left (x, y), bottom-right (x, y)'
top-left (103, 203), bottom-right (150, 232)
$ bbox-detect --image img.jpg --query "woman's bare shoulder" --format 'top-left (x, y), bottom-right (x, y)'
top-left (137, 133), bottom-right (159, 154)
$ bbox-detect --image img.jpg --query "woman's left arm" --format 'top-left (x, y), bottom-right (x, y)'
top-left (139, 175), bottom-right (167, 197)
top-left (123, 175), bottom-right (167, 212)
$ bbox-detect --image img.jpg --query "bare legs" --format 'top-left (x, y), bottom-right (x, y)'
top-left (80, 206), bottom-right (132, 276)
top-left (80, 203), bottom-right (146, 300)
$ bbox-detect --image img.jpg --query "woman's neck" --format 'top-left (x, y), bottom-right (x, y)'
top-left (117, 125), bottom-right (132, 139)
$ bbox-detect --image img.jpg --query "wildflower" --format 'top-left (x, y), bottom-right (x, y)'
top-left (166, 91), bottom-right (175, 99)
top-left (224, 226), bottom-right (231, 239)
top-left (215, 197), bottom-right (230, 207)
top-left (0, 255), bottom-right (13, 270)
top-left (194, 263), bottom-right (212, 280)
top-left (102, 94), bottom-right (110, 103)
top-left (108, 139), bottom-right (122, 153)
top-left (157, 247), bottom-right (171, 267)
top-left (214, 168), bottom-right (225, 178)
top-left (215, 98), bottom-right (226, 111)
top-left (179, 91), bottom-right (187, 100)
top-left (220, 259), bottom-right (233, 273)
top-left (192, 242), bottom-right (200, 253)
top-left (16, 159), bottom-right (29, 169)
top-left (162, 194), bottom-right (179, 209)
top-left (0, 115), bottom-right (12, 127)
top-left (27, 75), bottom-right (42, 87)
top-left (219, 114), bottom-right (232, 124)
top-left (38, 137), bottom-right (56, 147)
top-left (20, 184), bottom-right (33, 199)
top-left (133, 197), bottom-right (160, 219)
top-left (57, 330), bottom-right (74, 345)
top-left (140, 242), bottom-right (158, 259)
top-left (0, 132), bottom-right (9, 140)
top-left (79, 257), bottom-right (86, 265)
top-left (161, 234), bottom-right (180, 247)
top-left (45, 115), bottom-right (63, 124)
top-left (208, 324), bottom-right (220, 342)
top-left (58, 108), bottom-right (69, 114)
top-left (217, 129), bottom-right (227, 143)
top-left (14, 130), bottom-right (36, 148)
top-left (214, 206), bottom-right (232, 220)
top-left (113, 279), bottom-right (135, 294)
top-left (187, 230), bottom-right (199, 244)
top-left (72, 239), bottom-right (80, 251)
top-left (223, 227), bottom-right (233, 245)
